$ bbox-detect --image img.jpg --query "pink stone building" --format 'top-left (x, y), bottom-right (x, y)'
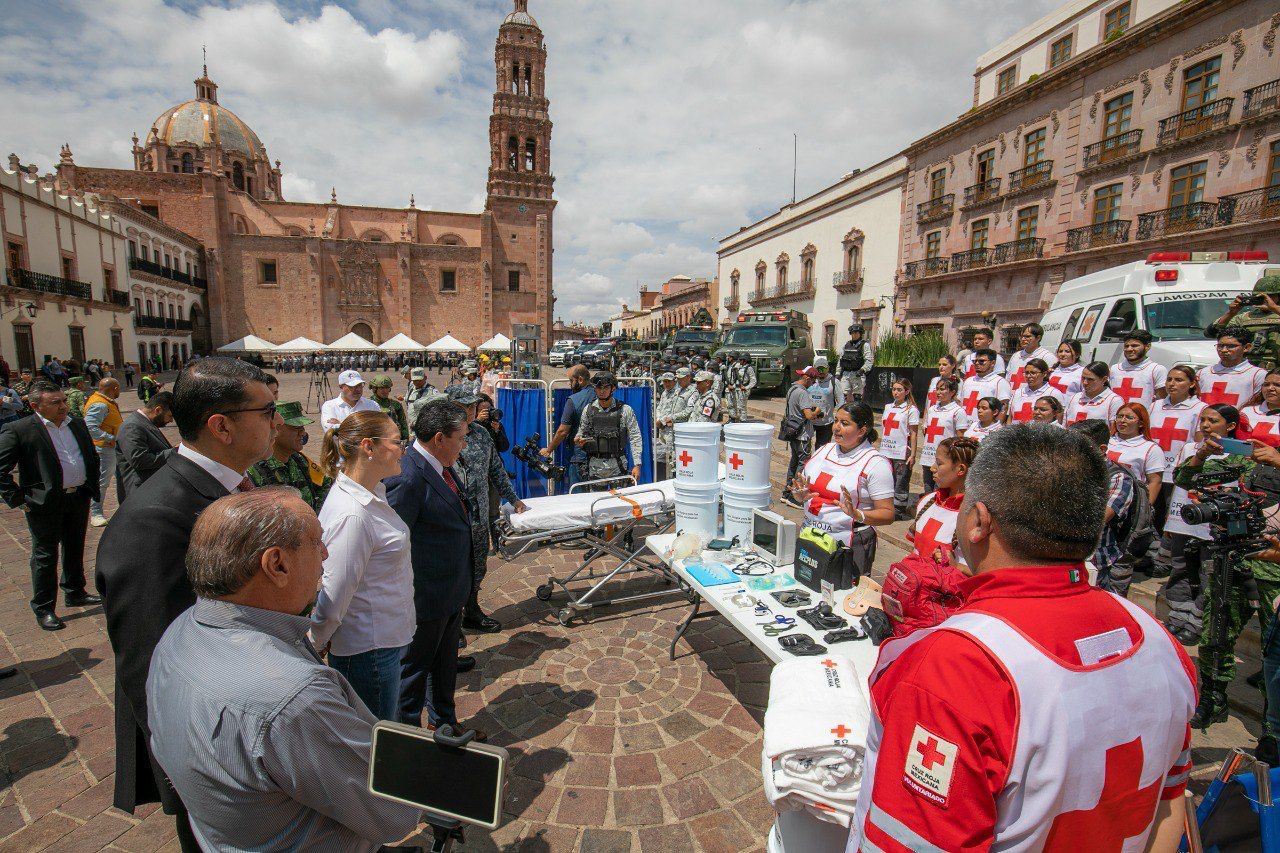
top-left (897, 0), bottom-right (1280, 350)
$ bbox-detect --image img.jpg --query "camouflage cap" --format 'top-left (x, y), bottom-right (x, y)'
top-left (368, 374), bottom-right (393, 389)
top-left (409, 367), bottom-right (426, 380)
top-left (446, 384), bottom-right (481, 405)
top-left (695, 370), bottom-right (715, 383)
top-left (675, 367), bottom-right (692, 378)
top-left (69, 376), bottom-right (86, 386)
top-left (277, 401), bottom-right (313, 427)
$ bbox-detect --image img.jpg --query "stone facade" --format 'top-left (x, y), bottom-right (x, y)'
top-left (658, 276), bottom-right (718, 332)
top-left (57, 0), bottom-right (555, 351)
top-left (898, 0), bottom-right (1280, 348)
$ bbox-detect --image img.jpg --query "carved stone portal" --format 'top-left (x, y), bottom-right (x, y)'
top-left (337, 244), bottom-right (380, 310)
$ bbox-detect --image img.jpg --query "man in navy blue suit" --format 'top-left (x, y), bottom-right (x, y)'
top-left (387, 398), bottom-right (482, 735)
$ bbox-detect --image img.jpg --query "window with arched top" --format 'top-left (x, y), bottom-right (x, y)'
top-left (361, 230), bottom-right (389, 243)
top-left (180, 152), bottom-right (194, 174)
top-left (232, 161), bottom-right (245, 191)
top-left (508, 136), bottom-right (519, 170)
top-left (437, 234), bottom-right (465, 246)
top-left (730, 270), bottom-right (740, 296)
top-left (525, 139), bottom-right (537, 172)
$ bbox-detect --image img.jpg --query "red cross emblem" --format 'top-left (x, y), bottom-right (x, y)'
top-left (1113, 376), bottom-right (1143, 405)
top-left (913, 516), bottom-right (944, 556)
top-left (1202, 381), bottom-right (1239, 406)
top-left (915, 736), bottom-right (947, 771)
top-left (728, 452), bottom-right (745, 470)
top-left (962, 390), bottom-right (980, 415)
top-left (1009, 366), bottom-right (1026, 391)
top-left (1012, 401), bottom-right (1035, 423)
top-left (1107, 449), bottom-right (1122, 462)
top-left (1252, 420), bottom-right (1280, 448)
top-left (927, 389), bottom-right (938, 407)
top-left (831, 724), bottom-right (852, 739)
top-left (1148, 417), bottom-right (1189, 451)
top-left (924, 418), bottom-right (946, 444)
top-left (807, 472), bottom-right (840, 516)
top-left (821, 659), bottom-right (837, 668)
top-left (881, 411), bottom-right (900, 434)
top-left (964, 361), bottom-right (976, 379)
top-left (1048, 374), bottom-right (1068, 393)
top-left (678, 450), bottom-right (693, 467)
top-left (1043, 737), bottom-right (1162, 852)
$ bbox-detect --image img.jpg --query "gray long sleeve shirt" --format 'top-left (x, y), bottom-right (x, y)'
top-left (147, 599), bottom-right (421, 852)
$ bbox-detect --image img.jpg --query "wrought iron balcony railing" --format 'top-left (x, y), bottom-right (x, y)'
top-left (723, 294), bottom-right (739, 310)
top-left (1007, 161), bottom-right (1054, 194)
top-left (1216, 186), bottom-right (1280, 226)
top-left (106, 289), bottom-right (131, 307)
top-left (1065, 220), bottom-right (1132, 252)
top-left (1156, 98), bottom-right (1233, 146)
top-left (191, 275), bottom-right (207, 289)
top-left (1243, 79), bottom-right (1280, 122)
top-left (135, 315), bottom-right (169, 330)
top-left (949, 248), bottom-right (991, 271)
top-left (130, 256), bottom-right (195, 286)
top-left (1082, 130), bottom-right (1142, 169)
top-left (916, 194), bottom-right (954, 224)
top-left (963, 179), bottom-right (1001, 207)
top-left (1136, 202), bottom-right (1219, 240)
top-left (832, 268), bottom-right (864, 293)
top-left (5, 268), bottom-right (92, 300)
top-left (903, 257), bottom-right (951, 280)
top-left (992, 237), bottom-right (1045, 264)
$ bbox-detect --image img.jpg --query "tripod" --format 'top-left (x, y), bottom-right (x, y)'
top-left (306, 369), bottom-right (333, 414)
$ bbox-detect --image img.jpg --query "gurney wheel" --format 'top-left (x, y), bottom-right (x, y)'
top-left (536, 584), bottom-right (554, 602)
top-left (557, 608), bottom-right (575, 627)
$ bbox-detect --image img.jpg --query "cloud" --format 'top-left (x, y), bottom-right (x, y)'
top-left (1, 0), bottom-right (1062, 325)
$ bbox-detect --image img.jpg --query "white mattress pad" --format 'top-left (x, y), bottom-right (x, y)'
top-left (505, 479), bottom-right (677, 533)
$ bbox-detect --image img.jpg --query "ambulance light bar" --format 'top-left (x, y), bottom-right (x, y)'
top-left (1146, 251), bottom-right (1269, 263)
top-left (736, 312), bottom-right (793, 323)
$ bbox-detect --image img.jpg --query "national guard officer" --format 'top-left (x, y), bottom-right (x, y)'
top-left (838, 324), bottom-right (873, 404)
top-left (675, 366), bottom-right (698, 412)
top-left (450, 385), bottom-right (526, 633)
top-left (248, 401), bottom-right (333, 513)
top-left (575, 371), bottom-right (643, 488)
top-left (726, 352), bottom-right (757, 423)
top-left (368, 375), bottom-right (410, 441)
top-left (707, 356), bottom-right (725, 404)
top-left (655, 371), bottom-right (690, 479)
top-left (65, 375), bottom-right (89, 419)
top-left (689, 370), bottom-right (721, 423)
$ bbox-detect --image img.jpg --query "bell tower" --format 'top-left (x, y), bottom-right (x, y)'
top-left (486, 0), bottom-right (553, 202)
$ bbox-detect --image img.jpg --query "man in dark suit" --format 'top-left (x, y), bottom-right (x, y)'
top-left (386, 398), bottom-right (482, 735)
top-left (95, 358), bottom-right (279, 851)
top-left (0, 380), bottom-right (102, 631)
top-left (116, 390), bottom-right (175, 500)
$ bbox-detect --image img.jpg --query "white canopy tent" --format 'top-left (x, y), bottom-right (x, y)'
top-left (426, 334), bottom-right (471, 353)
top-left (378, 333), bottom-right (427, 352)
top-left (217, 335), bottom-right (277, 353)
top-left (326, 332), bottom-right (378, 351)
top-left (274, 336), bottom-right (327, 353)
top-left (477, 333), bottom-right (512, 352)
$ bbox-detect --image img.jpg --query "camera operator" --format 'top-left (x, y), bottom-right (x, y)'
top-left (1248, 438), bottom-right (1280, 763)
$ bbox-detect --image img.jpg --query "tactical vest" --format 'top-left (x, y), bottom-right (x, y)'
top-left (589, 406), bottom-right (624, 457)
top-left (840, 341), bottom-right (866, 373)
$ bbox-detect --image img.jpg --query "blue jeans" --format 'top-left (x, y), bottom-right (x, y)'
top-left (329, 646), bottom-right (404, 721)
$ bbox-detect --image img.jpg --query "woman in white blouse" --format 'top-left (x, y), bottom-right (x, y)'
top-left (312, 410), bottom-right (414, 720)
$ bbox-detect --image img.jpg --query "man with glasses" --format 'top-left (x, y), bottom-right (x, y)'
top-left (96, 357), bottom-right (281, 853)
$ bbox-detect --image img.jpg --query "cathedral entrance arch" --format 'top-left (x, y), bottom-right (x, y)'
top-left (351, 321), bottom-right (373, 341)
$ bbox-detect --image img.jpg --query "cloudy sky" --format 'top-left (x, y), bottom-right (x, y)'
top-left (1, 0), bottom-right (1060, 322)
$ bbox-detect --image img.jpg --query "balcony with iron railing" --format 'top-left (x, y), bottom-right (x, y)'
top-left (106, 288), bottom-right (131, 308)
top-left (992, 237), bottom-right (1045, 264)
top-left (1156, 98), bottom-right (1234, 146)
top-left (723, 293), bottom-right (740, 310)
top-left (1243, 79), bottom-right (1280, 122)
top-left (902, 257), bottom-right (951, 281)
top-left (1066, 219), bottom-right (1132, 252)
top-left (754, 277), bottom-right (817, 305)
top-left (129, 256), bottom-right (197, 287)
top-left (1082, 130), bottom-right (1143, 170)
top-left (1136, 201), bottom-right (1218, 240)
top-left (5, 268), bottom-right (92, 300)
top-left (135, 315), bottom-right (169, 330)
top-left (916, 194), bottom-right (954, 224)
top-left (832, 268), bottom-right (864, 293)
top-left (962, 179), bottom-right (1001, 208)
top-left (1007, 160), bottom-right (1054, 195)
top-left (949, 248), bottom-right (991, 271)
top-left (1216, 185), bottom-right (1280, 226)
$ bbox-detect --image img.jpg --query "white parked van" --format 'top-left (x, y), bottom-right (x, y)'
top-left (1038, 251), bottom-right (1277, 371)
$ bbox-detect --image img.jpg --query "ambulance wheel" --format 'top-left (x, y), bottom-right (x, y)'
top-left (536, 584), bottom-right (554, 602)
top-left (557, 608), bottom-right (575, 627)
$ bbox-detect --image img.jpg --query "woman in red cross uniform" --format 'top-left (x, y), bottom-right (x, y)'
top-left (1106, 403), bottom-right (1165, 505)
top-left (789, 403), bottom-right (895, 576)
top-left (1064, 361), bottom-right (1122, 426)
top-left (1239, 368), bottom-right (1280, 447)
top-left (908, 436), bottom-right (977, 560)
top-left (1006, 358), bottom-right (1062, 424)
top-left (920, 378), bottom-right (970, 494)
top-left (1049, 339), bottom-right (1084, 397)
top-left (1149, 365), bottom-right (1205, 541)
top-left (879, 378), bottom-right (920, 521)
top-left (927, 355), bottom-right (959, 408)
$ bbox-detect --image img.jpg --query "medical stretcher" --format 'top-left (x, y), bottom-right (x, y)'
top-left (497, 477), bottom-right (686, 626)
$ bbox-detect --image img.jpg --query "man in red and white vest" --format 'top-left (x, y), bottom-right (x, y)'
top-left (1197, 326), bottom-right (1265, 408)
top-left (850, 425), bottom-right (1196, 853)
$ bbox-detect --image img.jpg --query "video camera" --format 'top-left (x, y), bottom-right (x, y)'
top-left (512, 433), bottom-right (565, 481)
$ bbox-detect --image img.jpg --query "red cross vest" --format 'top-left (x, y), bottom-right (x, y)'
top-left (1007, 383), bottom-right (1062, 423)
top-left (1065, 388), bottom-right (1122, 425)
top-left (963, 420), bottom-right (1004, 443)
top-left (1005, 347), bottom-right (1055, 391)
top-left (1049, 363), bottom-right (1084, 397)
top-left (1163, 442), bottom-right (1220, 539)
top-left (1148, 397), bottom-right (1205, 482)
top-left (802, 443), bottom-right (886, 546)
top-left (854, 597), bottom-right (1196, 852)
top-left (910, 490), bottom-right (961, 557)
top-left (1240, 404), bottom-right (1280, 448)
top-left (1108, 359), bottom-right (1167, 411)
top-left (878, 402), bottom-right (919, 461)
top-left (960, 373), bottom-right (1011, 416)
top-left (1198, 362), bottom-right (1265, 407)
top-left (1106, 435), bottom-right (1165, 481)
top-left (920, 403), bottom-right (968, 467)
top-left (926, 374), bottom-right (958, 408)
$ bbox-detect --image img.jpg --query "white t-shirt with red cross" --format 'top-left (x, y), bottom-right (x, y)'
top-left (964, 420), bottom-right (1004, 442)
top-left (1107, 434), bottom-right (1166, 482)
top-left (909, 489), bottom-right (963, 558)
top-left (961, 350), bottom-right (1006, 379)
top-left (920, 402), bottom-right (970, 467)
top-left (1006, 346), bottom-right (1056, 391)
top-left (1049, 362), bottom-right (1084, 397)
top-left (1007, 383), bottom-right (1065, 424)
top-left (1065, 388), bottom-right (1122, 425)
top-left (1197, 361), bottom-right (1266, 407)
top-left (1109, 358), bottom-right (1168, 412)
top-left (1148, 397), bottom-right (1207, 483)
top-left (1240, 404), bottom-right (1280, 448)
top-left (878, 401), bottom-right (921, 461)
top-left (801, 441), bottom-right (895, 546)
top-left (927, 374), bottom-right (960, 408)
top-left (960, 373), bottom-right (1012, 416)
top-left (1164, 442), bottom-right (1220, 539)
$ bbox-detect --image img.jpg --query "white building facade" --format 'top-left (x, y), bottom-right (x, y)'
top-left (716, 155), bottom-right (907, 355)
top-left (1, 160), bottom-right (136, 373)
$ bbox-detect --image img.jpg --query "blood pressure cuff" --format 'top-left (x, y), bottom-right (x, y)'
top-left (794, 527), bottom-right (845, 593)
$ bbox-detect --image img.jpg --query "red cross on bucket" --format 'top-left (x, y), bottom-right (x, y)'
top-left (808, 472), bottom-right (840, 516)
top-left (1148, 417), bottom-right (1189, 451)
top-left (1202, 381), bottom-right (1239, 406)
top-left (678, 450), bottom-right (693, 467)
top-left (821, 659), bottom-right (837, 668)
top-left (1042, 737), bottom-right (1161, 852)
top-left (924, 418), bottom-right (946, 444)
top-left (1012, 401), bottom-right (1035, 422)
top-left (1113, 376), bottom-right (1142, 404)
top-left (915, 736), bottom-right (946, 771)
top-left (962, 390), bottom-right (980, 415)
top-left (728, 453), bottom-right (745, 470)
top-left (881, 411), bottom-right (900, 434)
top-left (831, 724), bottom-right (852, 739)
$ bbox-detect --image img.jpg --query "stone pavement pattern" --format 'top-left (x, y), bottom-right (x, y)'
top-left (0, 369), bottom-right (1260, 851)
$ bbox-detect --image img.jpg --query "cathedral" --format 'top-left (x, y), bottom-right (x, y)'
top-left (57, 0), bottom-right (555, 350)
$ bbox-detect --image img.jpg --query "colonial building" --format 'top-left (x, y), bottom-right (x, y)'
top-left (717, 155), bottom-right (906, 352)
top-left (57, 0), bottom-right (556, 350)
top-left (897, 0), bottom-right (1280, 348)
top-left (1, 157), bottom-right (136, 372)
top-left (658, 275), bottom-right (719, 331)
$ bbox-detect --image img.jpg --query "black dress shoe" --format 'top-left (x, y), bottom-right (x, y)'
top-left (64, 592), bottom-right (102, 608)
top-left (456, 655), bottom-right (477, 673)
top-left (0, 665), bottom-right (16, 679)
top-left (462, 613), bottom-right (502, 634)
top-left (37, 611), bottom-right (65, 631)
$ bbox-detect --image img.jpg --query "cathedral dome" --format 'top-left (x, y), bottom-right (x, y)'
top-left (503, 10), bottom-right (538, 26)
top-left (150, 98), bottom-right (268, 162)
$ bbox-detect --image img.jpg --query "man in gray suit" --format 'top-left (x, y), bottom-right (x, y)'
top-left (116, 391), bottom-right (176, 500)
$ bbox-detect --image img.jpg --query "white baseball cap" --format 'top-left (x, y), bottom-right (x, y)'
top-left (338, 369), bottom-right (364, 387)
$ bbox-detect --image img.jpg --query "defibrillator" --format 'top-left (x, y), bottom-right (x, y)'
top-left (794, 526), bottom-right (857, 595)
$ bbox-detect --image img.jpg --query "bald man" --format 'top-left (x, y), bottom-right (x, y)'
top-left (84, 378), bottom-right (124, 525)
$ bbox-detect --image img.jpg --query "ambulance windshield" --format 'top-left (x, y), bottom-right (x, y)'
top-left (1142, 293), bottom-right (1241, 341)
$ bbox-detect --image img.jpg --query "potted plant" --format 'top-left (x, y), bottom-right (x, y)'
top-left (867, 332), bottom-right (950, 412)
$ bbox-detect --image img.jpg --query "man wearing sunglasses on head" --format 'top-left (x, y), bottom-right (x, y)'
top-left (96, 357), bottom-right (282, 853)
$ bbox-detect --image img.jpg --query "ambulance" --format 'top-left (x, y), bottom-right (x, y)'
top-left (1037, 250), bottom-right (1276, 370)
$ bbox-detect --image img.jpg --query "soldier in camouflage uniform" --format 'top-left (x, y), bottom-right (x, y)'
top-left (725, 352), bottom-right (757, 423)
top-left (654, 372), bottom-right (690, 479)
top-left (248, 401), bottom-right (333, 513)
top-left (448, 385), bottom-right (526, 633)
top-left (688, 370), bottom-right (721, 423)
top-left (369, 375), bottom-right (410, 441)
top-left (65, 376), bottom-right (89, 419)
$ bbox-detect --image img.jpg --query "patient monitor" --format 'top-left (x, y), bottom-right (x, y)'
top-left (751, 509), bottom-right (797, 567)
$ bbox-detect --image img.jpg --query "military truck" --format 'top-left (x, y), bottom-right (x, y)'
top-left (718, 309), bottom-right (815, 393)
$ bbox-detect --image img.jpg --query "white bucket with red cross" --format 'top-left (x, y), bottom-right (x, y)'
top-left (721, 482), bottom-right (772, 544)
top-left (722, 422), bottom-right (773, 488)
top-left (673, 422), bottom-right (721, 484)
